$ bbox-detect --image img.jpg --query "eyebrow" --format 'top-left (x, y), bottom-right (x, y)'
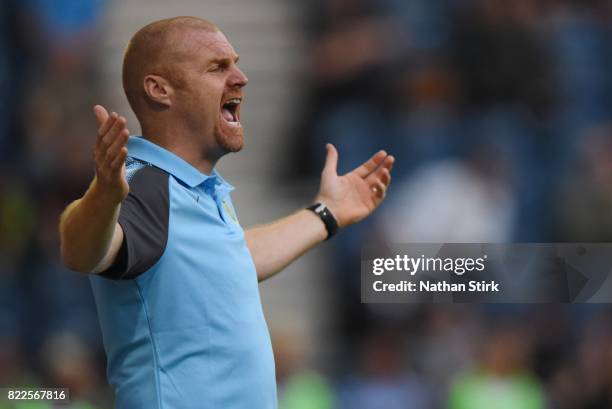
top-left (209, 55), bottom-right (240, 65)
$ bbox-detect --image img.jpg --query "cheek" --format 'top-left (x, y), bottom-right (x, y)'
top-left (191, 88), bottom-right (216, 110)
top-left (183, 91), bottom-right (218, 126)
top-left (181, 76), bottom-right (221, 111)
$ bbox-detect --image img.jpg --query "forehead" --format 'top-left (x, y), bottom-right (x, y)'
top-left (181, 29), bottom-right (237, 61)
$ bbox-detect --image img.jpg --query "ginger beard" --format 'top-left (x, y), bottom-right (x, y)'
top-left (176, 79), bottom-right (245, 156)
top-left (216, 94), bottom-right (244, 153)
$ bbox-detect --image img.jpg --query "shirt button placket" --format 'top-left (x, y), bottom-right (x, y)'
top-left (203, 177), bottom-right (225, 223)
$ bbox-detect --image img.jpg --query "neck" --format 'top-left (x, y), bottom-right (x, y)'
top-left (141, 122), bottom-right (221, 175)
top-left (161, 137), bottom-right (218, 175)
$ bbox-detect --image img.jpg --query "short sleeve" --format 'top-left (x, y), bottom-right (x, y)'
top-left (98, 164), bottom-right (170, 280)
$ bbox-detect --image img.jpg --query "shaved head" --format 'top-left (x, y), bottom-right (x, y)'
top-left (122, 16), bottom-right (219, 123)
top-left (120, 16), bottom-right (248, 170)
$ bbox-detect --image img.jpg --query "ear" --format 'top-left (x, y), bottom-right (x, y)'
top-left (143, 74), bottom-right (173, 108)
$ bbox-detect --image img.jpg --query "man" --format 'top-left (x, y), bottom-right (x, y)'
top-left (59, 16), bottom-right (394, 409)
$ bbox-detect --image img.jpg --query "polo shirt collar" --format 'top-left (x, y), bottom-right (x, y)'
top-left (127, 136), bottom-right (234, 191)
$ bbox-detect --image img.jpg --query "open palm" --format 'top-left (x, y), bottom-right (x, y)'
top-left (93, 105), bottom-right (130, 204)
top-left (316, 144), bottom-right (394, 228)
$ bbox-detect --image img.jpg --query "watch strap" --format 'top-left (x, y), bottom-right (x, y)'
top-left (306, 202), bottom-right (339, 240)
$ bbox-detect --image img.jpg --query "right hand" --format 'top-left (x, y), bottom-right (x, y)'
top-left (92, 105), bottom-right (130, 204)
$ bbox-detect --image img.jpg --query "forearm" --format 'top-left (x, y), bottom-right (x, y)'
top-left (59, 178), bottom-right (121, 273)
top-left (245, 209), bottom-right (328, 281)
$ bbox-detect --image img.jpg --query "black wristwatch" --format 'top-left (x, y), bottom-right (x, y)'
top-left (307, 202), bottom-right (339, 240)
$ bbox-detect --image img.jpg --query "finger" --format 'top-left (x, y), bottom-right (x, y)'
top-left (322, 143), bottom-right (339, 177)
top-left (368, 168), bottom-right (391, 187)
top-left (102, 116), bottom-right (127, 148)
top-left (355, 150), bottom-right (387, 178)
top-left (378, 167), bottom-right (391, 186)
top-left (110, 147), bottom-right (128, 171)
top-left (382, 155), bottom-right (395, 172)
top-left (370, 181), bottom-right (386, 199)
top-left (93, 105), bottom-right (109, 128)
top-left (366, 155), bottom-right (394, 182)
top-left (105, 128), bottom-right (130, 162)
top-left (97, 111), bottom-right (117, 142)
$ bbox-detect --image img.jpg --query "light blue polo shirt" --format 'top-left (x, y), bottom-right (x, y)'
top-left (90, 136), bottom-right (277, 409)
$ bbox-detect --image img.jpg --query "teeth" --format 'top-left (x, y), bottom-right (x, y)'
top-left (221, 98), bottom-right (241, 126)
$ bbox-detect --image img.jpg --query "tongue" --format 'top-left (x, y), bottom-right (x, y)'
top-left (222, 108), bottom-right (234, 122)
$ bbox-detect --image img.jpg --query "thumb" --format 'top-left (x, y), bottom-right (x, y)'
top-left (322, 143), bottom-right (338, 177)
top-left (93, 105), bottom-right (109, 127)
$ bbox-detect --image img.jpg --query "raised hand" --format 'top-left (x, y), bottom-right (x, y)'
top-left (92, 105), bottom-right (130, 204)
top-left (315, 144), bottom-right (394, 228)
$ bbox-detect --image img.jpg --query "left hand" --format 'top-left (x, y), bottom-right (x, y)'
top-left (315, 144), bottom-right (394, 228)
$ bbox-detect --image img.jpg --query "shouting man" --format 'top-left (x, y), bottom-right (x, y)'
top-left (59, 16), bottom-right (394, 409)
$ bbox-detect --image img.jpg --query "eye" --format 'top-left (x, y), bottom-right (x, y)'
top-left (209, 63), bottom-right (228, 73)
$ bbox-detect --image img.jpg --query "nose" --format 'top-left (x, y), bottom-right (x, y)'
top-left (229, 66), bottom-right (248, 89)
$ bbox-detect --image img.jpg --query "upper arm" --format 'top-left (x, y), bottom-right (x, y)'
top-left (91, 223), bottom-right (125, 274)
top-left (95, 164), bottom-right (170, 279)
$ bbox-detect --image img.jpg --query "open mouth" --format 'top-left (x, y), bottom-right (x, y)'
top-left (221, 97), bottom-right (241, 127)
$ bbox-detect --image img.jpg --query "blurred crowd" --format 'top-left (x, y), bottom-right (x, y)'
top-left (289, 0), bottom-right (612, 408)
top-left (276, 305), bottom-right (612, 409)
top-left (1, 0), bottom-right (612, 408)
top-left (1, 0), bottom-right (112, 407)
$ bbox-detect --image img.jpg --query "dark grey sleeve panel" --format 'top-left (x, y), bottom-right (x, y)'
top-left (98, 165), bottom-right (170, 280)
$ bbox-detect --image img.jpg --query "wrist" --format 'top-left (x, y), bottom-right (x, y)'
top-left (314, 195), bottom-right (342, 226)
top-left (306, 202), bottom-right (339, 240)
top-left (88, 177), bottom-right (124, 211)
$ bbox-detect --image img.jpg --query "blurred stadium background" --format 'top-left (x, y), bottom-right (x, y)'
top-left (2, 0), bottom-right (612, 408)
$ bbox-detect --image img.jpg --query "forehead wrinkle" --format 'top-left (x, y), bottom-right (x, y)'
top-left (165, 36), bottom-right (233, 73)
top-left (191, 34), bottom-right (236, 59)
